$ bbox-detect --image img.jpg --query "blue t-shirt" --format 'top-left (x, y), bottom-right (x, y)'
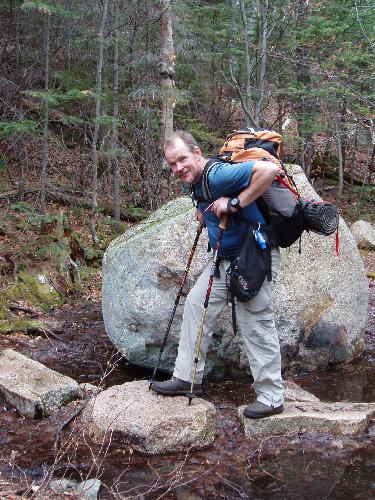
top-left (194, 160), bottom-right (266, 258)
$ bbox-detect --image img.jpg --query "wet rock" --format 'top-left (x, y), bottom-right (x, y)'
top-left (75, 479), bottom-right (102, 500)
top-left (0, 348), bottom-right (82, 418)
top-left (350, 220), bottom-right (375, 250)
top-left (102, 166), bottom-right (368, 377)
top-left (81, 380), bottom-right (216, 454)
top-left (50, 478), bottom-right (102, 500)
top-left (284, 380), bottom-right (320, 402)
top-left (238, 401), bottom-right (375, 438)
top-left (79, 382), bottom-right (101, 399)
top-left (49, 479), bottom-right (77, 494)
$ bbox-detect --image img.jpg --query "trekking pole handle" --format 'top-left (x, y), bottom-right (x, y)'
top-left (219, 214), bottom-right (228, 230)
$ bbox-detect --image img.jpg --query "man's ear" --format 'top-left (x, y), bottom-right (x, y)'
top-left (194, 146), bottom-right (202, 157)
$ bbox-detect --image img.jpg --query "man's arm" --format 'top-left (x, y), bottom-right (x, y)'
top-left (210, 160), bottom-right (279, 218)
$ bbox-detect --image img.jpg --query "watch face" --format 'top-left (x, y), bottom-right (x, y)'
top-left (231, 197), bottom-right (240, 208)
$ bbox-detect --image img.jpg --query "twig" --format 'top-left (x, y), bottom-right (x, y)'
top-left (54, 401), bottom-right (88, 455)
top-left (8, 304), bottom-right (38, 315)
top-left (215, 473), bottom-right (250, 499)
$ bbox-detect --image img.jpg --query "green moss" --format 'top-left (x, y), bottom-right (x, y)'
top-left (125, 205), bottom-right (148, 220)
top-left (5, 271), bottom-right (64, 311)
top-left (36, 238), bottom-right (71, 272)
top-left (82, 245), bottom-right (104, 262)
top-left (10, 201), bottom-right (35, 214)
top-left (0, 319), bottom-right (44, 334)
top-left (368, 272), bottom-right (375, 280)
top-left (0, 307), bottom-right (7, 320)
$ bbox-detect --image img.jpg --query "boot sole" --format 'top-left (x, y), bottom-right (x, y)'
top-left (151, 386), bottom-right (202, 397)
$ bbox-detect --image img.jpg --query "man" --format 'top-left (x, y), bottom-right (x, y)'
top-left (151, 130), bottom-right (284, 419)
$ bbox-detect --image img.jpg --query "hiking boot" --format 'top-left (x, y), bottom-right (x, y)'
top-left (150, 377), bottom-right (202, 396)
top-left (243, 401), bottom-right (284, 419)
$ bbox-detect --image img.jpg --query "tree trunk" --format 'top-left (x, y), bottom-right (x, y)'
top-left (349, 121), bottom-right (358, 198)
top-left (89, 0), bottom-right (109, 246)
top-left (40, 13), bottom-right (51, 214)
top-left (111, 0), bottom-right (121, 232)
top-left (296, 0), bottom-right (314, 176)
top-left (159, 0), bottom-right (175, 145)
top-left (255, 0), bottom-right (269, 126)
top-left (334, 105), bottom-right (344, 203)
top-left (228, 0), bottom-right (257, 128)
top-left (365, 119), bottom-right (375, 185)
top-left (239, 0), bottom-right (252, 127)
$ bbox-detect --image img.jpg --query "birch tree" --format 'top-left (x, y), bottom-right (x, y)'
top-left (159, 0), bottom-right (175, 144)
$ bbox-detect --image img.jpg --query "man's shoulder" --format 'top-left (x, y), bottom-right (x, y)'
top-left (207, 160), bottom-right (256, 182)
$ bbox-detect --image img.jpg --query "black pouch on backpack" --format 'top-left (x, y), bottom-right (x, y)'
top-left (266, 200), bottom-right (306, 248)
top-left (227, 225), bottom-right (272, 302)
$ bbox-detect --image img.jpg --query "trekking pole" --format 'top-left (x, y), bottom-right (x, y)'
top-left (187, 214), bottom-right (228, 405)
top-left (149, 221), bottom-right (204, 389)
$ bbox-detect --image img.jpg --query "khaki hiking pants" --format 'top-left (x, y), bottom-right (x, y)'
top-left (173, 248), bottom-right (284, 407)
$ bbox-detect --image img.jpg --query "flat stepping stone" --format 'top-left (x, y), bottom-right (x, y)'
top-left (238, 401), bottom-right (375, 438)
top-left (0, 348), bottom-right (82, 418)
top-left (81, 380), bottom-right (216, 454)
top-left (284, 379), bottom-right (320, 402)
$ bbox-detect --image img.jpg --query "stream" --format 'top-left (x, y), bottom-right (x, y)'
top-left (0, 283), bottom-right (374, 499)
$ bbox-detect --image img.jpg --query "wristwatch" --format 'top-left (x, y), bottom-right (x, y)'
top-left (230, 197), bottom-right (241, 211)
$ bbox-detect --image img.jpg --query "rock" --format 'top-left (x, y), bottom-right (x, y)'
top-left (75, 479), bottom-right (102, 500)
top-left (0, 348), bottom-right (82, 417)
top-left (79, 382), bottom-right (101, 399)
top-left (102, 165), bottom-right (369, 377)
top-left (50, 479), bottom-right (78, 494)
top-left (238, 401), bottom-right (375, 438)
top-left (81, 380), bottom-right (216, 454)
top-left (284, 380), bottom-right (320, 402)
top-left (350, 220), bottom-right (375, 250)
top-left (50, 479), bottom-right (102, 500)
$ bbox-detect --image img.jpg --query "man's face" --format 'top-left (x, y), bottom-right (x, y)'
top-left (164, 137), bottom-right (203, 184)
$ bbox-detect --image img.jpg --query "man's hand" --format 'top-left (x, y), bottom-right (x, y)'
top-left (211, 197), bottom-right (231, 218)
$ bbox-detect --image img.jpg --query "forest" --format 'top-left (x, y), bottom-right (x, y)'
top-left (0, 0), bottom-right (374, 498)
top-left (1, 0), bottom-right (374, 221)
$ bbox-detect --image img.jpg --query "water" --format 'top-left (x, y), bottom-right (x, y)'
top-left (0, 300), bottom-right (374, 499)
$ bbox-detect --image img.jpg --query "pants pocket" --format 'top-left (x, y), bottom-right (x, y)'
top-left (247, 278), bottom-right (273, 313)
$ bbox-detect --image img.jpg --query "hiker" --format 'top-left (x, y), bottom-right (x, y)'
top-left (151, 130), bottom-right (284, 419)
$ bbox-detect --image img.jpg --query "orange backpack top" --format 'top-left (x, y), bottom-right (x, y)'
top-left (219, 128), bottom-right (283, 167)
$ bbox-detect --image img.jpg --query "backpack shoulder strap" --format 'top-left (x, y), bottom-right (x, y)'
top-left (192, 158), bottom-right (221, 203)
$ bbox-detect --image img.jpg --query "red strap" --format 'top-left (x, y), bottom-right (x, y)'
top-left (275, 174), bottom-right (299, 198)
top-left (335, 224), bottom-right (340, 257)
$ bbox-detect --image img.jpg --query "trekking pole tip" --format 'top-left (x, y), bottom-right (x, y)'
top-left (186, 392), bottom-right (197, 406)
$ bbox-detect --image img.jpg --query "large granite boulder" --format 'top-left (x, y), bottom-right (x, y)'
top-left (350, 220), bottom-right (375, 250)
top-left (102, 165), bottom-right (369, 377)
top-left (81, 380), bottom-right (216, 454)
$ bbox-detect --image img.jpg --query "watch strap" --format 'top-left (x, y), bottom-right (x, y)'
top-left (227, 198), bottom-right (233, 214)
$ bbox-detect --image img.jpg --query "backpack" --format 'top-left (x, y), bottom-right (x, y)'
top-left (195, 128), bottom-right (339, 250)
